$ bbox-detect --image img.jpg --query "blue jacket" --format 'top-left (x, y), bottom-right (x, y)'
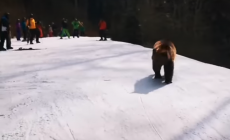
top-left (21, 21), bottom-right (26, 30)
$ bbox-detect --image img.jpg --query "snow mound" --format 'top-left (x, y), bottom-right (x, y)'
top-left (0, 37), bottom-right (230, 140)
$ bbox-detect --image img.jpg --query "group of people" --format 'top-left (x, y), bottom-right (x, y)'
top-left (59, 18), bottom-right (85, 39)
top-left (0, 13), bottom-right (43, 51)
top-left (0, 12), bottom-right (108, 51)
top-left (59, 18), bottom-right (107, 40)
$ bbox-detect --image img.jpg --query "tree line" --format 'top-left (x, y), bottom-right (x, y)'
top-left (1, 0), bottom-right (230, 67)
top-left (90, 0), bottom-right (230, 68)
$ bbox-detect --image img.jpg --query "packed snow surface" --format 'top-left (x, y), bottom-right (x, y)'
top-left (0, 37), bottom-right (230, 140)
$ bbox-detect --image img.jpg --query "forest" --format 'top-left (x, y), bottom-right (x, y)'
top-left (1, 0), bottom-right (230, 68)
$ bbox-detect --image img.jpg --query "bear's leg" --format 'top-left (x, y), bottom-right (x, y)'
top-left (164, 60), bottom-right (174, 84)
top-left (153, 60), bottom-right (162, 79)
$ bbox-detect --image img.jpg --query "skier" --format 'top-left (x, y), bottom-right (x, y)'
top-left (16, 19), bottom-right (21, 41)
top-left (0, 12), bottom-right (13, 51)
top-left (72, 18), bottom-right (80, 38)
top-left (26, 14), bottom-right (37, 44)
top-left (99, 18), bottom-right (107, 41)
top-left (60, 18), bottom-right (70, 39)
top-left (21, 17), bottom-right (27, 42)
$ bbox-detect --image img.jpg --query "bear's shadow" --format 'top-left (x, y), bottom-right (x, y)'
top-left (133, 75), bottom-right (166, 94)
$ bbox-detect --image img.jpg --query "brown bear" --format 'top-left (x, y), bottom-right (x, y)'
top-left (151, 40), bottom-right (177, 84)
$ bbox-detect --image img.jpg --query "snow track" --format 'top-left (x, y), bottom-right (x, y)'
top-left (0, 37), bottom-right (230, 140)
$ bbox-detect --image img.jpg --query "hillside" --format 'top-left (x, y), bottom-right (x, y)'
top-left (0, 37), bottom-right (230, 140)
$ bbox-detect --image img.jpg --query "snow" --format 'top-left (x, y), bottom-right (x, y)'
top-left (1, 37), bottom-right (230, 140)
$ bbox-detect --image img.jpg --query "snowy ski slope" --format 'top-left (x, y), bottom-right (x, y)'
top-left (0, 37), bottom-right (230, 140)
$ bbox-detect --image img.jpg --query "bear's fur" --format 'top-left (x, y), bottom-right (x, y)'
top-left (151, 40), bottom-right (176, 84)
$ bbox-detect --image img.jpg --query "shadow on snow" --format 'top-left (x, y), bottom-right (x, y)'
top-left (133, 75), bottom-right (166, 94)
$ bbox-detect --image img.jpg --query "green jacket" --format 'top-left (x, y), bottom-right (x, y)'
top-left (72, 21), bottom-right (80, 29)
top-left (80, 26), bottom-right (85, 32)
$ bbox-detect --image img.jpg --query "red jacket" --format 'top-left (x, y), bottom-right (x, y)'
top-left (99, 21), bottom-right (107, 30)
top-left (37, 24), bottom-right (43, 37)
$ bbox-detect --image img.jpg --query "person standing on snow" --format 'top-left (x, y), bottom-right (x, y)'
top-left (26, 14), bottom-right (37, 44)
top-left (48, 25), bottom-right (53, 37)
top-left (16, 19), bottom-right (21, 41)
top-left (36, 21), bottom-right (42, 42)
top-left (60, 18), bottom-right (70, 39)
top-left (0, 12), bottom-right (13, 51)
top-left (79, 21), bottom-right (85, 36)
top-left (21, 17), bottom-right (27, 42)
top-left (72, 18), bottom-right (80, 38)
top-left (99, 18), bottom-right (107, 41)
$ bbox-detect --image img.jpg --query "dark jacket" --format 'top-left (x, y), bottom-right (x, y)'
top-left (0, 16), bottom-right (9, 31)
top-left (21, 21), bottom-right (26, 30)
top-left (62, 21), bottom-right (68, 28)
